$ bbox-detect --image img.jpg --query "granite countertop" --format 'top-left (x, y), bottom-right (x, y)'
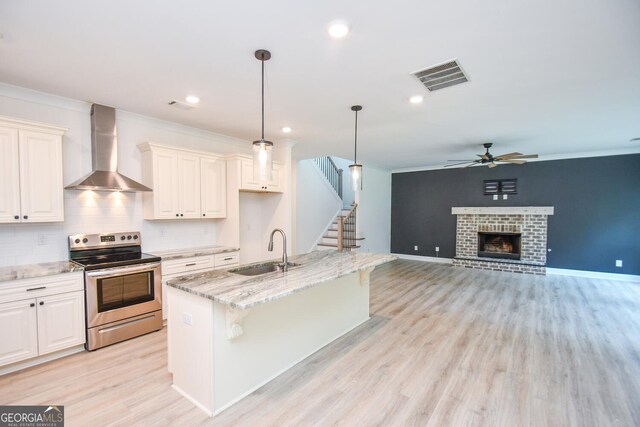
top-left (150, 246), bottom-right (240, 261)
top-left (166, 251), bottom-right (397, 310)
top-left (0, 261), bottom-right (84, 283)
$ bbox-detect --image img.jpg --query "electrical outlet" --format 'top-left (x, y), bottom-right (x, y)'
top-left (435, 246), bottom-right (440, 252)
top-left (503, 194), bottom-right (508, 200)
top-left (493, 195), bottom-right (498, 200)
top-left (414, 245), bottom-right (419, 251)
top-left (183, 313), bottom-right (193, 326)
top-left (37, 233), bottom-right (47, 245)
top-left (616, 260), bottom-right (623, 268)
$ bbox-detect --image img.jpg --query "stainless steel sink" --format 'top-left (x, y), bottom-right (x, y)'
top-left (229, 262), bottom-right (300, 276)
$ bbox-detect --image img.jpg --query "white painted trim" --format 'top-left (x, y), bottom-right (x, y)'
top-left (393, 253), bottom-right (454, 264)
top-left (391, 149), bottom-right (640, 173)
top-left (547, 268), bottom-right (640, 283)
top-left (211, 317), bottom-right (371, 416)
top-left (0, 82), bottom-right (250, 149)
top-left (393, 255), bottom-right (639, 283)
top-left (451, 206), bottom-right (554, 215)
top-left (311, 207), bottom-right (342, 252)
top-left (172, 384), bottom-right (214, 417)
top-left (0, 345), bottom-right (85, 376)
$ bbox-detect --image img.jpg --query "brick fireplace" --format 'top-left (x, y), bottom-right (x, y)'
top-left (451, 207), bottom-right (554, 275)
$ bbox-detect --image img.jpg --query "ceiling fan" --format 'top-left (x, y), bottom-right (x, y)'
top-left (445, 143), bottom-right (538, 168)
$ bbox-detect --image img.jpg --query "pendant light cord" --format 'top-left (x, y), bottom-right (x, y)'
top-left (354, 109), bottom-right (358, 163)
top-left (261, 53), bottom-right (265, 141)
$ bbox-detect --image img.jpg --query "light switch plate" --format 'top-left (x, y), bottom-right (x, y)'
top-left (493, 195), bottom-right (498, 200)
top-left (183, 313), bottom-right (193, 325)
top-left (503, 194), bottom-right (508, 200)
top-left (616, 260), bottom-right (623, 268)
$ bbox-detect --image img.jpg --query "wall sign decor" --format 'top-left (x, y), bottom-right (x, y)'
top-left (484, 179), bottom-right (517, 195)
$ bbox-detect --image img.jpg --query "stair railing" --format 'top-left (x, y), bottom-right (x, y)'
top-left (337, 203), bottom-right (357, 252)
top-left (314, 157), bottom-right (343, 199)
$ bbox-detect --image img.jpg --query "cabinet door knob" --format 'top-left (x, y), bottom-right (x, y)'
top-left (23, 215), bottom-right (28, 220)
top-left (39, 301), bottom-right (44, 306)
top-left (176, 213), bottom-right (179, 217)
top-left (30, 303), bottom-right (35, 307)
top-left (14, 215), bottom-right (19, 220)
top-left (202, 214), bottom-right (206, 217)
top-left (180, 214), bottom-right (184, 217)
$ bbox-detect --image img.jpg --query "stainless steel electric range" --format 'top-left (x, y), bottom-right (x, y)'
top-left (69, 232), bottom-right (162, 351)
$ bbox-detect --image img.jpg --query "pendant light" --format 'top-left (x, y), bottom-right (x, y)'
top-left (349, 105), bottom-right (363, 191)
top-left (253, 49), bottom-right (273, 181)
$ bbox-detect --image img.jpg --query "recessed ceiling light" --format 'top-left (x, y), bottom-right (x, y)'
top-left (409, 95), bottom-right (424, 104)
top-left (327, 20), bottom-right (350, 38)
top-left (630, 137), bottom-right (640, 143)
top-left (282, 127), bottom-right (292, 133)
top-left (185, 95), bottom-right (200, 104)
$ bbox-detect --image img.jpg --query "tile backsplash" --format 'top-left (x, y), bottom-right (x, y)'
top-left (0, 190), bottom-right (218, 267)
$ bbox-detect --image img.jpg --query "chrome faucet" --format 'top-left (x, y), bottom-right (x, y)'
top-left (268, 228), bottom-right (288, 271)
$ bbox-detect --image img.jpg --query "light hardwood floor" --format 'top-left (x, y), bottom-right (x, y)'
top-left (1, 260), bottom-right (639, 426)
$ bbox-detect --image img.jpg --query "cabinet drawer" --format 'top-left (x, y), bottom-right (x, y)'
top-left (215, 252), bottom-right (239, 268)
top-left (162, 255), bottom-right (215, 276)
top-left (0, 272), bottom-right (84, 304)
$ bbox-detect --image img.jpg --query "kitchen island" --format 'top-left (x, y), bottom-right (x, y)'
top-left (165, 250), bottom-right (396, 416)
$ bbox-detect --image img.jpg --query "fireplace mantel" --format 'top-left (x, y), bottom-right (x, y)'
top-left (451, 206), bottom-right (554, 215)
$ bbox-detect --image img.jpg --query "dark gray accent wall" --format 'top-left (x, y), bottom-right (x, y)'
top-left (391, 154), bottom-right (640, 275)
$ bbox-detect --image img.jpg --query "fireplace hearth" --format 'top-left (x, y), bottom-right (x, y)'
top-left (478, 232), bottom-right (521, 260)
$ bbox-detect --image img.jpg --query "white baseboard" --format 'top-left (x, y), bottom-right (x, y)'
top-left (546, 268), bottom-right (640, 283)
top-left (0, 344), bottom-right (85, 376)
top-left (393, 253), bottom-right (453, 264)
top-left (393, 254), bottom-right (640, 283)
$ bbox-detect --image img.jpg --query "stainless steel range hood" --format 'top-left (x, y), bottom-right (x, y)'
top-left (65, 104), bottom-right (151, 192)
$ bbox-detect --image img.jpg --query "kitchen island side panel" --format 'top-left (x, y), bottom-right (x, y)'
top-left (168, 269), bottom-right (371, 416)
top-left (212, 270), bottom-right (370, 414)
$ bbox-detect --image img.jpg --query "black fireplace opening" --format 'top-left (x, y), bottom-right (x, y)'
top-left (477, 232), bottom-right (521, 260)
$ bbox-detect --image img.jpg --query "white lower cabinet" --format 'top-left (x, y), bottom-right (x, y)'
top-left (36, 291), bottom-right (85, 355)
top-left (0, 272), bottom-right (85, 369)
top-left (0, 299), bottom-right (38, 366)
top-left (161, 251), bottom-right (239, 320)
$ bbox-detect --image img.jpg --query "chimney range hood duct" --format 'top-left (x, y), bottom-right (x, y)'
top-left (65, 104), bottom-right (151, 192)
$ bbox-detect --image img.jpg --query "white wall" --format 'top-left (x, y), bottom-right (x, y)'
top-left (0, 83), bottom-right (251, 267)
top-left (329, 156), bottom-right (355, 207)
top-left (357, 164), bottom-right (391, 253)
top-left (295, 159), bottom-right (342, 254)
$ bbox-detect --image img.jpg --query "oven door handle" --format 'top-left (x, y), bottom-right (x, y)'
top-left (86, 262), bottom-right (161, 278)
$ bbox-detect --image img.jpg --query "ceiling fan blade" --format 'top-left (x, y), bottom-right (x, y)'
top-left (494, 152), bottom-right (523, 159)
top-left (487, 162), bottom-right (498, 168)
top-left (444, 162), bottom-right (473, 167)
top-left (447, 160), bottom-right (475, 162)
top-left (506, 154), bottom-right (538, 159)
top-left (476, 154), bottom-right (489, 160)
top-left (497, 159), bottom-right (526, 164)
top-left (465, 162), bottom-right (480, 168)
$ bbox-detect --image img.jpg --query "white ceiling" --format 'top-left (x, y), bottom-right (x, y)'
top-left (1, 0), bottom-right (639, 169)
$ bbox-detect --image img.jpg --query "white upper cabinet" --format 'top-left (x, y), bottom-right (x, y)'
top-left (0, 127), bottom-right (21, 223)
top-left (178, 153), bottom-right (201, 219)
top-left (239, 158), bottom-right (284, 193)
top-left (0, 118), bottom-right (66, 224)
top-left (201, 157), bottom-right (226, 218)
top-left (139, 143), bottom-right (226, 220)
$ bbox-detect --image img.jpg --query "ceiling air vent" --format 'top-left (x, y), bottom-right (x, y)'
top-left (411, 59), bottom-right (469, 92)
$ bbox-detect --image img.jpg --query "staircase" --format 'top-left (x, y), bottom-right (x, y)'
top-left (313, 156), bottom-right (364, 252)
top-left (317, 204), bottom-right (361, 250)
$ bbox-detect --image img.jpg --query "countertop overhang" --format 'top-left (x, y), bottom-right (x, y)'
top-left (166, 251), bottom-right (397, 310)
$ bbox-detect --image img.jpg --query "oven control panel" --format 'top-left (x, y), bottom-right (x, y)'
top-left (69, 232), bottom-right (141, 249)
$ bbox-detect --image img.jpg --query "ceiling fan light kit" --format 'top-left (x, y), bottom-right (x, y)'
top-left (445, 142), bottom-right (538, 168)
